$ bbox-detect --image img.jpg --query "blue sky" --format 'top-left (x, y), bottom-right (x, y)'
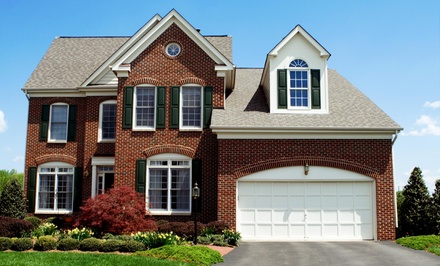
top-left (0, 0), bottom-right (439, 192)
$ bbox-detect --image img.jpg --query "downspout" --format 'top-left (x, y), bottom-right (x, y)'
top-left (391, 129), bottom-right (400, 146)
top-left (391, 129), bottom-right (400, 231)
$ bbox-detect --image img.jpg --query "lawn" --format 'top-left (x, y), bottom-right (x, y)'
top-left (0, 252), bottom-right (189, 266)
top-left (396, 235), bottom-right (440, 256)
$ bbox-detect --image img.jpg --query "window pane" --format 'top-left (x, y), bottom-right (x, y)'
top-left (102, 104), bottom-right (116, 139)
top-left (182, 87), bottom-right (201, 127)
top-left (136, 87), bottom-right (155, 127)
top-left (38, 174), bottom-right (55, 209)
top-left (289, 71), bottom-right (309, 107)
top-left (171, 169), bottom-right (190, 211)
top-left (50, 105), bottom-right (68, 141)
top-left (57, 174), bottom-right (73, 210)
top-left (149, 169), bottom-right (168, 210)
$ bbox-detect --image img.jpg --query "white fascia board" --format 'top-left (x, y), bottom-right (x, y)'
top-left (91, 156), bottom-right (115, 165)
top-left (78, 85), bottom-right (117, 96)
top-left (81, 14), bottom-right (162, 87)
top-left (212, 127), bottom-right (399, 139)
top-left (112, 10), bottom-right (233, 72)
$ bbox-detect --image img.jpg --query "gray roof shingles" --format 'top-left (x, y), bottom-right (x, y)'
top-left (211, 68), bottom-right (401, 130)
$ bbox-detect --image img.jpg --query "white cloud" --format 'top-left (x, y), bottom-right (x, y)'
top-left (424, 100), bottom-right (440, 109)
top-left (0, 110), bottom-right (7, 132)
top-left (13, 156), bottom-right (24, 163)
top-left (403, 115), bottom-right (440, 136)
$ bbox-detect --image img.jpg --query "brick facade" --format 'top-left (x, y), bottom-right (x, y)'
top-left (217, 139), bottom-right (396, 240)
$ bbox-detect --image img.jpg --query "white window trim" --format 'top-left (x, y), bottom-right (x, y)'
top-left (133, 85), bottom-right (156, 131)
top-left (91, 157), bottom-right (115, 198)
top-left (48, 103), bottom-right (69, 143)
top-left (179, 84), bottom-right (203, 131)
top-left (35, 162), bottom-right (74, 214)
top-left (98, 100), bottom-right (117, 143)
top-left (146, 153), bottom-right (192, 215)
top-left (287, 67), bottom-right (311, 110)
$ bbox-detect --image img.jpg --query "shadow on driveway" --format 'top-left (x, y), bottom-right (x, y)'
top-left (221, 241), bottom-right (440, 266)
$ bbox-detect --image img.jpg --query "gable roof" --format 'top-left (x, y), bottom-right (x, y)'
top-left (212, 68), bottom-right (402, 135)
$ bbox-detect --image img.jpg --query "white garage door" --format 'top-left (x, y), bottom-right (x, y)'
top-left (237, 181), bottom-right (373, 240)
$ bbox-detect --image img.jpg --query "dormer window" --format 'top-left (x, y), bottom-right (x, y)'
top-left (288, 59), bottom-right (309, 108)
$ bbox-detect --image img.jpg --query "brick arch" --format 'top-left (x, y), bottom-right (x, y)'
top-left (35, 154), bottom-right (77, 166)
top-left (130, 77), bottom-right (161, 86)
top-left (143, 144), bottom-right (196, 158)
top-left (178, 77), bottom-right (206, 86)
top-left (233, 156), bottom-right (380, 180)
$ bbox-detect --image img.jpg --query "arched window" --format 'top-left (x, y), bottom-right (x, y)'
top-left (289, 59), bottom-right (308, 68)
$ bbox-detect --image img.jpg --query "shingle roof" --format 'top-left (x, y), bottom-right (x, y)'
top-left (23, 36), bottom-right (233, 89)
top-left (211, 68), bottom-right (401, 130)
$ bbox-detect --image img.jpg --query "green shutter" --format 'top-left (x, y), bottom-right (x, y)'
top-left (278, 69), bottom-right (287, 109)
top-left (170, 86), bottom-right (180, 128)
top-left (192, 159), bottom-right (202, 212)
top-left (27, 167), bottom-right (37, 213)
top-left (73, 167), bottom-right (83, 212)
top-left (40, 105), bottom-right (50, 141)
top-left (311, 69), bottom-right (321, 109)
top-left (136, 159), bottom-right (146, 193)
top-left (203, 87), bottom-right (213, 128)
top-left (67, 105), bottom-right (77, 141)
top-left (123, 86), bottom-right (134, 129)
top-left (156, 86), bottom-right (166, 128)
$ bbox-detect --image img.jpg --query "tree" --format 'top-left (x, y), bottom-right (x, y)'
top-left (429, 179), bottom-right (440, 235)
top-left (75, 186), bottom-right (157, 235)
top-left (0, 178), bottom-right (27, 219)
top-left (398, 167), bottom-right (431, 236)
top-left (0, 169), bottom-right (24, 195)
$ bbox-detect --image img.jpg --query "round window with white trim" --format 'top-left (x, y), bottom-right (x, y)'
top-left (166, 43), bottom-right (181, 57)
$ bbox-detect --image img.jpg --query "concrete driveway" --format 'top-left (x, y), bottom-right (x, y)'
top-left (221, 241), bottom-right (440, 266)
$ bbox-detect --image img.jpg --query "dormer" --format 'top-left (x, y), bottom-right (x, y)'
top-left (260, 25), bottom-right (330, 114)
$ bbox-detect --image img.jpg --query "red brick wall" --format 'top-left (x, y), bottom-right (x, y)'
top-left (217, 139), bottom-right (396, 240)
top-left (113, 23), bottom-right (224, 223)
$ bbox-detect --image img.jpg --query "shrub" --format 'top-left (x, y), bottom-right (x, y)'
top-left (57, 238), bottom-right (80, 251)
top-left (0, 216), bottom-right (34, 237)
top-left (66, 227), bottom-right (93, 241)
top-left (11, 237), bottom-right (33, 251)
top-left (32, 222), bottom-right (59, 238)
top-left (135, 245), bottom-right (224, 265)
top-left (0, 237), bottom-right (13, 251)
top-left (98, 239), bottom-right (123, 252)
top-left (24, 216), bottom-right (42, 229)
top-left (79, 237), bottom-right (102, 251)
top-left (396, 235), bottom-right (440, 250)
top-left (222, 229), bottom-right (241, 245)
top-left (45, 217), bottom-right (66, 230)
top-left (76, 186), bottom-right (157, 236)
top-left (205, 221), bottom-right (229, 234)
top-left (158, 222), bottom-right (194, 239)
top-left (132, 231), bottom-right (183, 249)
top-left (34, 236), bottom-right (57, 251)
top-left (197, 236), bottom-right (212, 245)
top-left (120, 240), bottom-right (146, 253)
top-left (0, 178), bottom-right (27, 219)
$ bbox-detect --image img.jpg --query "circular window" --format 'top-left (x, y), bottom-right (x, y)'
top-left (166, 43), bottom-right (181, 57)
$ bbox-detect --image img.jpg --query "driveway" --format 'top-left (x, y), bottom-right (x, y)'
top-left (221, 241), bottom-right (440, 266)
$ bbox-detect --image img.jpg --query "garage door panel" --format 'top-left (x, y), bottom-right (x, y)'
top-left (238, 181), bottom-right (374, 240)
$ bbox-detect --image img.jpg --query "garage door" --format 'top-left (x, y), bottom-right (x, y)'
top-left (237, 181), bottom-right (373, 240)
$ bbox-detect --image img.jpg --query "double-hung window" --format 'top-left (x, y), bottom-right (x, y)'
top-left (288, 59), bottom-right (310, 108)
top-left (147, 154), bottom-right (191, 214)
top-left (49, 103), bottom-right (69, 142)
top-left (99, 100), bottom-right (116, 142)
top-left (36, 163), bottom-right (74, 213)
top-left (134, 86), bottom-right (156, 130)
top-left (181, 85), bottom-right (202, 129)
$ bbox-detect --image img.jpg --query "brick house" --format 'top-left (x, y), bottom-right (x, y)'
top-left (22, 10), bottom-right (401, 241)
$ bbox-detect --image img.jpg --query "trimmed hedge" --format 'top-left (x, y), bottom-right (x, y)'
top-left (0, 237), bottom-right (12, 251)
top-left (11, 237), bottom-right (33, 251)
top-left (79, 238), bottom-right (101, 251)
top-left (0, 216), bottom-right (34, 237)
top-left (24, 216), bottom-right (42, 229)
top-left (98, 240), bottom-right (123, 252)
top-left (119, 240), bottom-right (145, 253)
top-left (34, 236), bottom-right (57, 251)
top-left (58, 238), bottom-right (80, 251)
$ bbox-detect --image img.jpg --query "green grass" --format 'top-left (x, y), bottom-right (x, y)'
top-left (0, 252), bottom-right (189, 266)
top-left (396, 235), bottom-right (440, 255)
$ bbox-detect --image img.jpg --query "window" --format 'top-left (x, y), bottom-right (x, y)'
top-left (96, 166), bottom-right (114, 195)
top-left (36, 163), bottom-right (74, 213)
top-left (49, 103), bottom-right (69, 142)
top-left (181, 86), bottom-right (202, 129)
top-left (134, 86), bottom-right (156, 129)
top-left (288, 59), bottom-right (309, 108)
top-left (99, 100), bottom-right (116, 142)
top-left (166, 43), bottom-right (181, 57)
top-left (147, 154), bottom-right (191, 214)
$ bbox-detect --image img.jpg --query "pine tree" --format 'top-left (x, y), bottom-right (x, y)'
top-left (0, 178), bottom-right (27, 219)
top-left (430, 179), bottom-right (440, 235)
top-left (398, 167), bottom-right (431, 236)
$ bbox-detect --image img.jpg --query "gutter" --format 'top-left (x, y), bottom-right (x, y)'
top-left (391, 130), bottom-right (401, 146)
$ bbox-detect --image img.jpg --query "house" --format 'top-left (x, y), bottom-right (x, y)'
top-left (22, 9), bottom-right (402, 241)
